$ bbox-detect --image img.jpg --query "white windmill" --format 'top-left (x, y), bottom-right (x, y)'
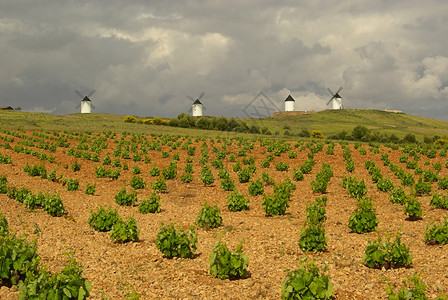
top-left (327, 87), bottom-right (343, 110)
top-left (188, 92), bottom-right (205, 117)
top-left (75, 90), bottom-right (96, 113)
top-left (284, 95), bottom-right (295, 111)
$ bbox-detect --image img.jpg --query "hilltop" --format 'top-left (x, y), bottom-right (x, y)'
top-left (1, 109), bottom-right (448, 142)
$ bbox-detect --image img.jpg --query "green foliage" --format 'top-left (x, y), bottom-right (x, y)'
top-left (110, 217), bottom-right (139, 243)
top-left (24, 163), bottom-right (47, 179)
top-left (275, 161), bottom-right (289, 171)
top-left (386, 274), bottom-right (447, 300)
top-left (438, 177), bottom-right (448, 190)
top-left (138, 192), bottom-right (161, 214)
top-left (390, 187), bottom-right (407, 205)
top-left (292, 168), bottom-right (304, 181)
top-left (343, 176), bottom-right (367, 199)
top-left (414, 178), bottom-right (431, 196)
top-left (115, 186), bottom-right (137, 206)
top-left (42, 193), bottom-right (65, 217)
top-left (238, 168), bottom-right (251, 183)
top-left (0, 212), bottom-right (8, 236)
top-left (151, 176), bottom-right (167, 193)
top-left (0, 153), bottom-right (12, 164)
top-left (281, 258), bottom-right (334, 300)
top-left (196, 202), bottom-right (223, 229)
top-left (306, 202), bottom-right (327, 226)
top-left (348, 198), bottom-right (379, 233)
top-left (88, 206), bottom-right (120, 232)
top-left (424, 217), bottom-right (448, 245)
top-left (156, 224), bottom-right (197, 258)
top-left (404, 197), bottom-right (423, 220)
top-left (64, 178), bottom-right (79, 191)
top-left (209, 241), bottom-right (248, 280)
top-left (71, 160), bottom-right (81, 172)
top-left (261, 171), bottom-right (275, 185)
top-left (262, 193), bottom-right (289, 216)
top-left (248, 179), bottom-right (264, 196)
top-left (180, 173), bottom-right (193, 183)
top-left (376, 177), bottom-right (395, 192)
top-left (200, 165), bottom-right (215, 186)
top-left (298, 225), bottom-right (328, 252)
top-left (162, 161), bottom-right (177, 180)
top-left (130, 175), bottom-right (146, 189)
top-left (430, 193), bottom-right (448, 209)
top-left (363, 234), bottom-right (412, 269)
top-left (345, 158), bottom-right (355, 172)
top-left (0, 234), bottom-right (40, 286)
top-left (227, 191), bottom-right (250, 211)
top-left (85, 183), bottom-right (96, 195)
top-left (18, 253), bottom-right (91, 300)
top-left (149, 166), bottom-right (160, 177)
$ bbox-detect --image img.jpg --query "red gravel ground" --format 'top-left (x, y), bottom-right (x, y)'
top-left (0, 130), bottom-right (447, 299)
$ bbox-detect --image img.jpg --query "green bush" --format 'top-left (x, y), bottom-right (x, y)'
top-left (363, 234), bottom-right (412, 269)
top-left (262, 193), bottom-right (289, 216)
top-left (220, 177), bottom-right (235, 191)
top-left (83, 182), bottom-right (95, 195)
top-left (281, 258), bottom-right (334, 300)
top-left (430, 193), bottom-right (448, 209)
top-left (343, 176), bottom-right (367, 199)
top-left (114, 186), bottom-right (137, 206)
top-left (376, 177), bottom-right (394, 192)
top-left (130, 175), bottom-right (146, 189)
top-left (156, 224), bottom-right (197, 258)
top-left (238, 168), bottom-right (251, 183)
top-left (414, 178), bottom-right (431, 196)
top-left (18, 254), bottom-right (91, 300)
top-left (42, 193), bottom-right (65, 217)
top-left (71, 160), bottom-right (81, 172)
top-left (424, 217), bottom-right (448, 245)
top-left (138, 192), bottom-right (161, 214)
top-left (65, 178), bottom-right (79, 191)
top-left (180, 173), bottom-right (193, 183)
top-left (209, 241), bottom-right (248, 280)
top-left (110, 217), bottom-right (139, 243)
top-left (292, 168), bottom-right (304, 181)
top-left (0, 212), bottom-right (8, 236)
top-left (275, 161), bottom-right (289, 171)
top-left (227, 191), bottom-right (250, 211)
top-left (149, 166), bottom-right (160, 177)
top-left (151, 176), bottom-right (167, 193)
top-left (404, 197), bottom-right (423, 220)
top-left (88, 206), bottom-right (120, 232)
top-left (261, 171), bottom-right (275, 185)
top-left (386, 274), bottom-right (447, 300)
top-left (348, 198), bottom-right (379, 233)
top-left (0, 234), bottom-right (40, 286)
top-left (196, 203), bottom-right (222, 229)
top-left (200, 165), bottom-right (215, 186)
top-left (298, 224), bottom-right (328, 252)
top-left (248, 179), bottom-right (264, 196)
top-left (390, 187), bottom-right (407, 205)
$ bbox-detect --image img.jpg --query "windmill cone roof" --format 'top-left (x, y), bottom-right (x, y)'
top-left (193, 99), bottom-right (202, 105)
top-left (82, 96), bottom-right (92, 102)
top-left (284, 95), bottom-right (295, 102)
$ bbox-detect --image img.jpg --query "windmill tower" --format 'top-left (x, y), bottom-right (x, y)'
top-left (327, 87), bottom-right (343, 110)
top-left (188, 92), bottom-right (205, 117)
top-left (75, 90), bottom-right (96, 114)
top-left (284, 95), bottom-right (295, 111)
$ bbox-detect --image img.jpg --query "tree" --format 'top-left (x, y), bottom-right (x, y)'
top-left (352, 125), bottom-right (369, 140)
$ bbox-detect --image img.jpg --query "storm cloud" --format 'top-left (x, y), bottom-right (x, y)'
top-left (1, 0), bottom-right (448, 120)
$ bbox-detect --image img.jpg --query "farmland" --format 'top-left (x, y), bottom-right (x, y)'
top-left (0, 118), bottom-right (448, 298)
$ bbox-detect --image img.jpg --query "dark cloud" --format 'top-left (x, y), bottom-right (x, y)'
top-left (1, 0), bottom-right (448, 120)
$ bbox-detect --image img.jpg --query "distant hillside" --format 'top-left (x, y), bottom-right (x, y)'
top-left (1, 109), bottom-right (448, 142)
top-left (254, 109), bottom-right (448, 141)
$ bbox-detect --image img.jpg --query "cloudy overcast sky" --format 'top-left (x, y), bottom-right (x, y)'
top-left (1, 0), bottom-right (448, 120)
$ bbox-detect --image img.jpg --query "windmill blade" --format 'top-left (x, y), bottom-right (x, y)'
top-left (87, 89), bottom-right (96, 98)
top-left (326, 98), bottom-right (333, 106)
top-left (91, 103), bottom-right (96, 109)
top-left (198, 92), bottom-right (205, 101)
top-left (75, 90), bottom-right (84, 99)
top-left (327, 88), bottom-right (334, 96)
top-left (187, 95), bottom-right (195, 101)
top-left (336, 86), bottom-right (343, 94)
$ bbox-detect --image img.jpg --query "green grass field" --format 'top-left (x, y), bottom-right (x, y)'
top-left (2, 109), bottom-right (448, 141)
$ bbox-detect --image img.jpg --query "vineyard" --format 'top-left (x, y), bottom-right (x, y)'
top-left (0, 127), bottom-right (447, 299)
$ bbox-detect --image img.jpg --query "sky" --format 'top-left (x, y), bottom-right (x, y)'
top-left (1, 0), bottom-right (448, 121)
